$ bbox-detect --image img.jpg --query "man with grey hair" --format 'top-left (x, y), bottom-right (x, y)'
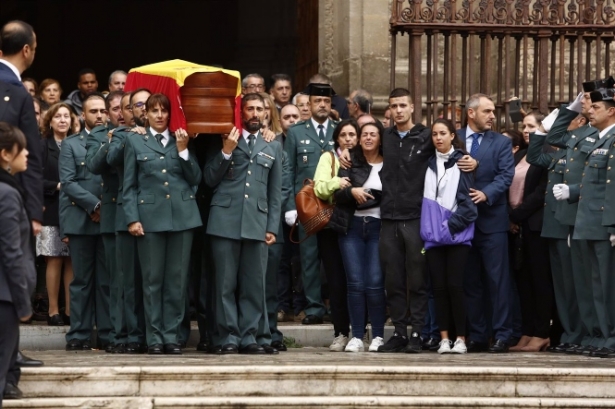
top-left (241, 73), bottom-right (265, 96)
top-left (308, 73), bottom-right (349, 120)
top-left (108, 70), bottom-right (127, 92)
top-left (348, 88), bottom-right (373, 119)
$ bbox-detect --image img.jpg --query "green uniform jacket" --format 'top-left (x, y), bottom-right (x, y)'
top-left (546, 107), bottom-right (599, 226)
top-left (204, 134), bottom-right (283, 241)
top-left (59, 130), bottom-right (103, 235)
top-left (602, 137), bottom-right (615, 234)
top-left (569, 130), bottom-right (615, 240)
top-left (107, 127), bottom-right (135, 232)
top-left (85, 125), bottom-right (126, 234)
top-left (123, 129), bottom-right (202, 232)
top-left (526, 131), bottom-right (569, 239)
top-left (283, 119), bottom-right (337, 212)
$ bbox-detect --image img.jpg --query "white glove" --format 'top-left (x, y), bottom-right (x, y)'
top-left (285, 210), bottom-right (298, 227)
top-left (610, 234), bottom-right (615, 247)
top-left (567, 92), bottom-right (584, 113)
top-left (553, 184), bottom-right (570, 201)
top-left (568, 234), bottom-right (571, 248)
top-left (541, 108), bottom-right (559, 132)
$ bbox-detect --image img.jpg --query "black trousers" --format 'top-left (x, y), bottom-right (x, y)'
top-left (379, 219), bottom-right (428, 336)
top-left (426, 245), bottom-right (470, 335)
top-left (316, 228), bottom-right (350, 337)
top-left (0, 301), bottom-right (19, 400)
top-left (515, 224), bottom-right (553, 338)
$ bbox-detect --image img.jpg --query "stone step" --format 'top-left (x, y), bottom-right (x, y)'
top-left (19, 323), bottom-right (391, 350)
top-left (5, 396), bottom-right (615, 409)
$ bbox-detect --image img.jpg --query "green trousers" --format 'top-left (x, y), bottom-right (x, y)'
top-left (256, 242), bottom-right (284, 345)
top-left (116, 231), bottom-right (145, 344)
top-left (298, 227), bottom-right (325, 317)
top-left (570, 235), bottom-right (600, 347)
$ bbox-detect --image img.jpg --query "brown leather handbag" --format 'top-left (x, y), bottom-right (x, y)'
top-left (291, 151), bottom-right (336, 242)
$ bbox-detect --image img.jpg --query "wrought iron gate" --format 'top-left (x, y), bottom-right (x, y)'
top-left (390, 0), bottom-right (615, 129)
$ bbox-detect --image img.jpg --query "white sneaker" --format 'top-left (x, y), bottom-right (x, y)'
top-left (368, 336), bottom-right (384, 352)
top-left (329, 334), bottom-right (349, 352)
top-left (451, 338), bottom-right (467, 354)
top-left (344, 337), bottom-right (365, 352)
top-left (437, 339), bottom-right (452, 354)
top-left (362, 332), bottom-right (370, 349)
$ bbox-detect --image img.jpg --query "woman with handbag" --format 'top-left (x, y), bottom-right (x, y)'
top-left (333, 121), bottom-right (386, 352)
top-left (313, 118), bottom-right (359, 352)
top-left (421, 118), bottom-right (477, 354)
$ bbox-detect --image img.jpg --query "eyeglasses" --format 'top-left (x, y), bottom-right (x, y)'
top-left (246, 84), bottom-right (264, 90)
top-left (132, 101), bottom-right (146, 109)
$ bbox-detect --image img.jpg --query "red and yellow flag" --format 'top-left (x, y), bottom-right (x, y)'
top-left (125, 59), bottom-right (242, 132)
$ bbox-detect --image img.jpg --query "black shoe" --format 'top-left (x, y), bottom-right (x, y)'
top-left (16, 351), bottom-right (43, 367)
top-left (196, 341), bottom-right (208, 352)
top-left (81, 340), bottom-right (92, 350)
top-left (3, 383), bottom-right (23, 399)
top-left (301, 315), bottom-right (323, 325)
top-left (581, 345), bottom-right (599, 356)
top-left (104, 343), bottom-right (115, 353)
top-left (61, 312), bottom-right (71, 326)
top-left (271, 340), bottom-right (287, 352)
top-left (164, 343), bottom-right (182, 354)
top-left (564, 343), bottom-right (582, 354)
top-left (179, 341), bottom-right (187, 349)
top-left (488, 339), bottom-right (509, 353)
top-left (148, 344), bottom-right (164, 354)
top-left (66, 338), bottom-right (83, 351)
top-left (589, 347), bottom-right (613, 358)
top-left (547, 343), bottom-right (570, 353)
top-left (210, 345), bottom-right (223, 354)
top-left (47, 314), bottom-right (64, 326)
top-left (404, 332), bottom-right (422, 353)
top-left (126, 342), bottom-right (146, 354)
top-left (467, 340), bottom-right (489, 353)
top-left (422, 337), bottom-right (440, 351)
top-left (240, 343), bottom-right (266, 354)
top-left (261, 344), bottom-right (279, 354)
top-left (377, 332), bottom-right (408, 353)
top-left (221, 344), bottom-right (238, 354)
top-left (599, 348), bottom-right (615, 358)
top-left (113, 343), bottom-right (127, 354)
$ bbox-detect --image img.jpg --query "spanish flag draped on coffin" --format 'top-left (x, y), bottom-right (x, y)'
top-left (125, 59), bottom-right (242, 133)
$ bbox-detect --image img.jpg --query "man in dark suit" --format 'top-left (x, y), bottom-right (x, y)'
top-left (205, 93), bottom-right (283, 354)
top-left (459, 93), bottom-right (515, 353)
top-left (0, 20), bottom-right (44, 400)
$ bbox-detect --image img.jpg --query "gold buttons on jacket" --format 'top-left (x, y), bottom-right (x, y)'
top-left (140, 200), bottom-right (144, 203)
top-left (570, 158), bottom-right (574, 161)
top-left (101, 182), bottom-right (104, 186)
top-left (144, 156), bottom-right (147, 160)
top-left (246, 183), bottom-right (250, 187)
top-left (162, 169), bottom-right (167, 173)
top-left (245, 194), bottom-right (249, 198)
top-left (164, 182), bottom-right (169, 186)
top-left (248, 171), bottom-right (251, 175)
top-left (160, 156), bottom-right (164, 160)
top-left (81, 162), bottom-right (85, 165)
top-left (166, 195), bottom-right (170, 199)
top-left (250, 160), bottom-right (253, 163)
top-left (608, 180), bottom-right (611, 184)
top-left (71, 202), bottom-right (75, 206)
top-left (112, 198), bottom-right (116, 202)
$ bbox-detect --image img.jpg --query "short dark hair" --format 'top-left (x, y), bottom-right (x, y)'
top-left (82, 92), bottom-right (106, 110)
top-left (0, 20), bottom-right (35, 56)
top-left (78, 68), bottom-right (96, 81)
top-left (130, 88), bottom-right (151, 104)
top-left (145, 93), bottom-right (171, 112)
top-left (352, 89), bottom-right (373, 114)
top-left (105, 91), bottom-right (124, 110)
top-left (241, 92), bottom-right (265, 108)
top-left (0, 122), bottom-right (27, 154)
top-left (271, 73), bottom-right (292, 87)
top-left (389, 88), bottom-right (412, 103)
top-left (431, 118), bottom-right (464, 151)
top-left (22, 77), bottom-right (38, 92)
top-left (332, 118), bottom-right (360, 150)
top-left (503, 129), bottom-right (526, 150)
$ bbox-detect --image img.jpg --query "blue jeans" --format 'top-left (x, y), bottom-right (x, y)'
top-left (338, 216), bottom-right (386, 339)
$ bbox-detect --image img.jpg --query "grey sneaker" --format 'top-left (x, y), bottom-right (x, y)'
top-left (451, 338), bottom-right (467, 354)
top-left (329, 334), bottom-right (349, 352)
top-left (437, 339), bottom-right (452, 354)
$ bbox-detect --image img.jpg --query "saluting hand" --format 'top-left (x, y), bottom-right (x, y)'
top-left (128, 222), bottom-right (145, 236)
top-left (222, 127), bottom-right (240, 155)
top-left (175, 128), bottom-right (189, 152)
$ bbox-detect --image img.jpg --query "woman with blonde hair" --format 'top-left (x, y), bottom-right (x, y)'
top-left (38, 79), bottom-right (63, 106)
top-left (259, 92), bottom-right (282, 134)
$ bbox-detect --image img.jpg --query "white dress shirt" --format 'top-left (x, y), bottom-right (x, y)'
top-left (311, 118), bottom-right (330, 141)
top-left (149, 127), bottom-right (189, 160)
top-left (465, 125), bottom-right (483, 153)
top-left (0, 59), bottom-right (21, 81)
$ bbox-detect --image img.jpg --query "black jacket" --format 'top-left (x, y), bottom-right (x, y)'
top-left (508, 149), bottom-right (548, 232)
top-left (41, 137), bottom-right (61, 226)
top-left (329, 150), bottom-right (374, 234)
top-left (380, 123), bottom-right (434, 220)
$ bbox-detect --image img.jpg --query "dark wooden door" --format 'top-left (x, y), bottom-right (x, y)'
top-left (295, 0), bottom-right (319, 91)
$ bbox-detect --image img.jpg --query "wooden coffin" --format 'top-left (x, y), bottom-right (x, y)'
top-left (180, 72), bottom-right (238, 134)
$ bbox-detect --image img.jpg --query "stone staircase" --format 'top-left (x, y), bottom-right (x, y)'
top-left (4, 349), bottom-right (615, 408)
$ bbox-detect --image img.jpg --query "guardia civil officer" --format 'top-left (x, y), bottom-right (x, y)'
top-left (204, 93), bottom-right (283, 354)
top-left (85, 90), bottom-right (127, 353)
top-left (61, 92), bottom-right (111, 351)
top-left (283, 83), bottom-right (338, 325)
top-left (545, 77), bottom-right (614, 354)
top-left (554, 87), bottom-right (615, 358)
top-left (123, 93), bottom-right (202, 355)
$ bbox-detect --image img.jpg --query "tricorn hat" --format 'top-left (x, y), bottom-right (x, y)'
top-left (589, 87), bottom-right (615, 103)
top-left (583, 76), bottom-right (615, 92)
top-left (303, 83), bottom-right (336, 97)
